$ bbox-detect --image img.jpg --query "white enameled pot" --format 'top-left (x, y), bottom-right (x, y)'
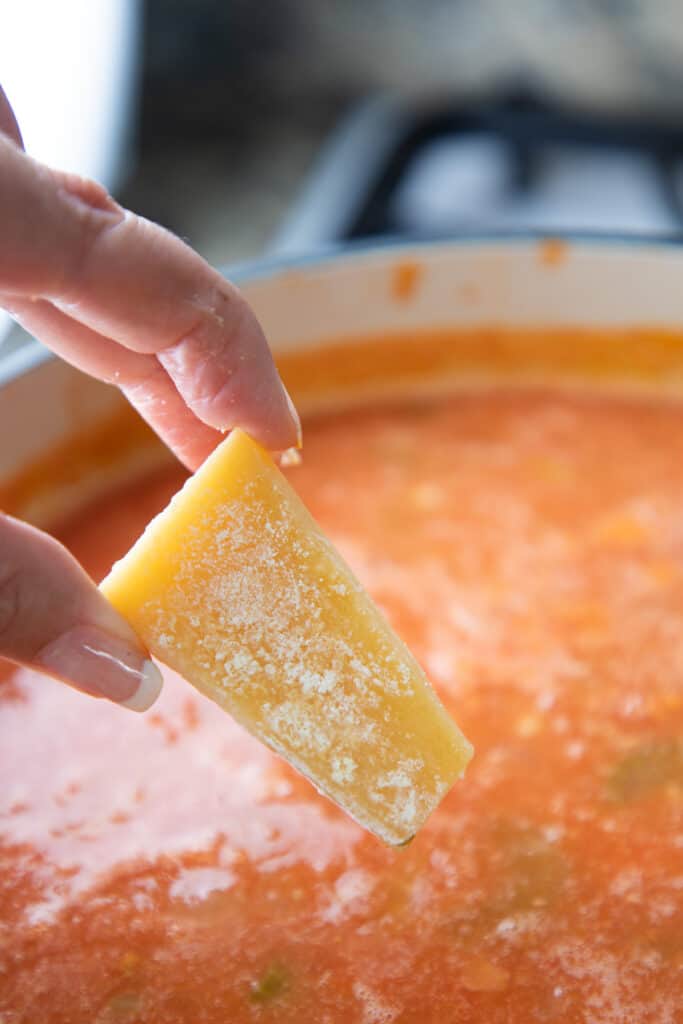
top-left (3, 236), bottom-right (683, 522)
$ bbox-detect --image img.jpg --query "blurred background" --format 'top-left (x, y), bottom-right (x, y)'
top-left (4, 0), bottom-right (683, 355)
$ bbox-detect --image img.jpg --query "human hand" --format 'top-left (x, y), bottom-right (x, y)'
top-left (0, 86), bottom-right (301, 711)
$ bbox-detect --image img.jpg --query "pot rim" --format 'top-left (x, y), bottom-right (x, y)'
top-left (4, 229), bottom-right (683, 388)
top-left (228, 229), bottom-right (683, 284)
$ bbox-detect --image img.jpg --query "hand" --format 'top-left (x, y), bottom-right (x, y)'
top-left (0, 86), bottom-right (301, 711)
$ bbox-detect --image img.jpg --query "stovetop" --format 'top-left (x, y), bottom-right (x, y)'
top-left (273, 91), bottom-right (683, 254)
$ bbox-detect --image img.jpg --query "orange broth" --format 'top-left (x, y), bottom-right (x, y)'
top-left (2, 387), bottom-right (683, 1021)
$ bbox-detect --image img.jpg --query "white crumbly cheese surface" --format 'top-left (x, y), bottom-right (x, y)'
top-left (131, 463), bottom-right (469, 845)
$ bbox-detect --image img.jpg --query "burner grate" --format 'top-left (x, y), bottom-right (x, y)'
top-left (272, 90), bottom-right (683, 254)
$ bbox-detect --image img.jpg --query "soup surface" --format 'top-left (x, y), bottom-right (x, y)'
top-left (2, 389), bottom-right (683, 1022)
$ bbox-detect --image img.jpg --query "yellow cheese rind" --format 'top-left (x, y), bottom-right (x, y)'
top-left (102, 430), bottom-right (472, 844)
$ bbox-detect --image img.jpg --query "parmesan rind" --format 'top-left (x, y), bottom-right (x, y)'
top-left (102, 429), bottom-right (472, 844)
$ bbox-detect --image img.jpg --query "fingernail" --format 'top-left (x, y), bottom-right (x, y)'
top-left (283, 384), bottom-right (303, 450)
top-left (119, 659), bottom-right (164, 711)
top-left (35, 624), bottom-right (163, 711)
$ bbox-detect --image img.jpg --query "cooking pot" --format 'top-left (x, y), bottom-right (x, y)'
top-left (3, 235), bottom-right (683, 526)
top-left (5, 234), bottom-right (683, 1023)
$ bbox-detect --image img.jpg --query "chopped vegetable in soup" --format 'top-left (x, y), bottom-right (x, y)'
top-left (2, 388), bottom-right (683, 1022)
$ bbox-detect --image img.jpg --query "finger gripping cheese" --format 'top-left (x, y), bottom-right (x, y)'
top-left (101, 430), bottom-right (472, 844)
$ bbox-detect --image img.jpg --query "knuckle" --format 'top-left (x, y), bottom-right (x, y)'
top-left (159, 320), bottom-right (237, 412)
top-left (73, 212), bottom-right (119, 287)
top-left (59, 198), bottom-right (126, 298)
top-left (193, 369), bottom-right (237, 413)
top-left (152, 283), bottom-right (258, 433)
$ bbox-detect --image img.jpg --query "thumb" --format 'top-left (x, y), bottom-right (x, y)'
top-left (0, 513), bottom-right (162, 711)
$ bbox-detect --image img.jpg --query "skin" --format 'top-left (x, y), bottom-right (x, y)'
top-left (0, 86), bottom-right (301, 711)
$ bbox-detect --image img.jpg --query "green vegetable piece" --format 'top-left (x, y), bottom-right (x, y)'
top-left (493, 822), bottom-right (567, 912)
top-left (249, 964), bottom-right (290, 1004)
top-left (607, 738), bottom-right (683, 802)
top-left (97, 991), bottom-right (140, 1022)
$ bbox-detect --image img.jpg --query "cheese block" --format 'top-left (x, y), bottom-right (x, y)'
top-left (101, 429), bottom-right (472, 844)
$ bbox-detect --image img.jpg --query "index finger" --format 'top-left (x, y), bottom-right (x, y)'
top-left (0, 136), bottom-right (300, 451)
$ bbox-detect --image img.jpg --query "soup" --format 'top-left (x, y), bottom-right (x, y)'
top-left (2, 387), bottom-right (683, 1021)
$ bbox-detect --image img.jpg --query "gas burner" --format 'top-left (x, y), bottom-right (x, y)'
top-left (273, 90), bottom-right (683, 254)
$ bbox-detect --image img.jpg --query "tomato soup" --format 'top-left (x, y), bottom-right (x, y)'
top-left (2, 387), bottom-right (683, 1022)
